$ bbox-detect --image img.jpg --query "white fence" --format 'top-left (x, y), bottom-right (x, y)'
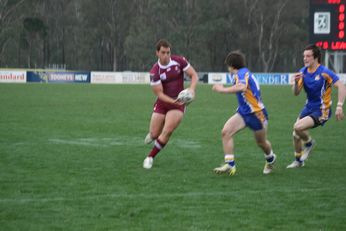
top-left (1, 69), bottom-right (346, 85)
top-left (90, 72), bottom-right (150, 84)
top-left (0, 70), bottom-right (26, 83)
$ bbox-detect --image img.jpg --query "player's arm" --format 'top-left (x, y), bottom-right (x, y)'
top-left (184, 66), bottom-right (198, 97)
top-left (333, 80), bottom-right (346, 121)
top-left (151, 83), bottom-right (183, 105)
top-left (212, 82), bottom-right (246, 94)
top-left (292, 72), bottom-right (303, 96)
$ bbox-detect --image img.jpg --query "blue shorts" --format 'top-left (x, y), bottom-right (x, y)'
top-left (240, 109), bottom-right (268, 131)
top-left (299, 106), bottom-right (331, 127)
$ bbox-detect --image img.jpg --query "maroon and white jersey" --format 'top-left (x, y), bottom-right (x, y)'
top-left (150, 55), bottom-right (190, 98)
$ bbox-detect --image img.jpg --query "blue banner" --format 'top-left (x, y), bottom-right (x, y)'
top-left (254, 73), bottom-right (289, 85)
top-left (27, 71), bottom-right (90, 83)
top-left (223, 73), bottom-right (289, 85)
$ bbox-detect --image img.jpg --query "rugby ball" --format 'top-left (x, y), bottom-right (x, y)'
top-left (177, 89), bottom-right (194, 104)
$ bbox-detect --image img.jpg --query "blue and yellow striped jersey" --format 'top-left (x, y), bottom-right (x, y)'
top-left (233, 67), bottom-right (265, 115)
top-left (297, 65), bottom-right (339, 110)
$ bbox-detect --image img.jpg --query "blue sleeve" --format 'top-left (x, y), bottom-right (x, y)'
top-left (324, 68), bottom-right (339, 84)
top-left (237, 70), bottom-right (247, 85)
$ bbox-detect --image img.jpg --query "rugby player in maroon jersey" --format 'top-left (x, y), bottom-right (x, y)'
top-left (143, 39), bottom-right (198, 169)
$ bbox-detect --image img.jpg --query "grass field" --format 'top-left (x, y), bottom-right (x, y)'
top-left (0, 83), bottom-right (345, 230)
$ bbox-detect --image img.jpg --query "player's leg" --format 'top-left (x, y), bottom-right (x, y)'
top-left (145, 112), bottom-right (165, 144)
top-left (294, 116), bottom-right (317, 161)
top-left (294, 116), bottom-right (314, 143)
top-left (254, 128), bottom-right (272, 154)
top-left (253, 127), bottom-right (276, 174)
top-left (143, 110), bottom-right (184, 169)
top-left (287, 116), bottom-right (315, 168)
top-left (157, 109), bottom-right (184, 143)
top-left (214, 113), bottom-right (245, 175)
top-left (143, 112), bottom-right (165, 169)
top-left (222, 113), bottom-right (245, 154)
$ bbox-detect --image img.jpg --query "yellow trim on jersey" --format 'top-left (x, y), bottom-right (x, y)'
top-left (307, 64), bottom-right (320, 73)
top-left (319, 108), bottom-right (330, 121)
top-left (244, 72), bottom-right (249, 88)
top-left (255, 110), bottom-right (266, 123)
top-left (297, 78), bottom-right (303, 91)
top-left (321, 73), bottom-right (333, 109)
top-left (234, 72), bottom-right (260, 112)
top-left (244, 72), bottom-right (261, 112)
top-left (235, 73), bottom-right (249, 87)
top-left (244, 90), bottom-right (262, 112)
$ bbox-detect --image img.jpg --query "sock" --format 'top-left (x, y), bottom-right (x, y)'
top-left (265, 151), bottom-right (274, 163)
top-left (148, 139), bottom-right (166, 158)
top-left (304, 137), bottom-right (313, 147)
top-left (224, 154), bottom-right (235, 167)
top-left (295, 152), bottom-right (303, 162)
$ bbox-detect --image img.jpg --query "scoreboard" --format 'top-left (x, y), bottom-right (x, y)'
top-left (310, 0), bottom-right (346, 50)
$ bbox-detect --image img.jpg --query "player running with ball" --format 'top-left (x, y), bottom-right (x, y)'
top-left (212, 51), bottom-right (277, 175)
top-left (143, 39), bottom-right (198, 169)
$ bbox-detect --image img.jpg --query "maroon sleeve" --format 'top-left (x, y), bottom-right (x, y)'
top-left (172, 55), bottom-right (190, 71)
top-left (149, 64), bottom-right (161, 85)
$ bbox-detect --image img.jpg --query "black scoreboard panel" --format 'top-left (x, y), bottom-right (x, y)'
top-left (309, 0), bottom-right (346, 50)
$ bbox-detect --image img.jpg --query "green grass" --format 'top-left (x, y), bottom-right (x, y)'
top-left (0, 83), bottom-right (345, 230)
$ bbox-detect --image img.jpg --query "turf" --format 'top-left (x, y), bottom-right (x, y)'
top-left (0, 83), bottom-right (345, 230)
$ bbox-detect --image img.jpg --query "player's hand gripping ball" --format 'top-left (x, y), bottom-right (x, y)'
top-left (177, 89), bottom-right (194, 105)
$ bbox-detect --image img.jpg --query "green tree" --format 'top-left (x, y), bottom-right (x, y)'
top-left (0, 0), bottom-right (309, 72)
top-left (20, 17), bottom-right (47, 68)
top-left (0, 0), bottom-right (25, 67)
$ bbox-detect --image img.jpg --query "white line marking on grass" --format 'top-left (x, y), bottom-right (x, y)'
top-left (0, 187), bottom-right (342, 204)
top-left (171, 139), bottom-right (201, 149)
top-left (49, 137), bottom-right (201, 149)
top-left (49, 138), bottom-right (131, 147)
top-left (49, 138), bottom-right (108, 147)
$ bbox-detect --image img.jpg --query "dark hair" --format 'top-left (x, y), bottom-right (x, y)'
top-left (304, 44), bottom-right (321, 63)
top-left (155, 39), bottom-right (171, 51)
top-left (225, 51), bottom-right (246, 69)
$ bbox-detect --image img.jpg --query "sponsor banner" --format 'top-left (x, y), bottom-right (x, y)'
top-left (27, 71), bottom-right (90, 83)
top-left (255, 73), bottom-right (290, 85)
top-left (198, 72), bottom-right (209, 83)
top-left (208, 72), bottom-right (290, 85)
top-left (208, 73), bottom-right (231, 84)
top-left (91, 72), bottom-right (150, 84)
top-left (0, 70), bottom-right (26, 83)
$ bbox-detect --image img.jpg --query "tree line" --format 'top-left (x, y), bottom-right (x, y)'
top-left (0, 0), bottom-right (308, 72)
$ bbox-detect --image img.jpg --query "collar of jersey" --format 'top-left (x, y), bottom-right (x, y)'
top-left (307, 64), bottom-right (320, 74)
top-left (157, 58), bottom-right (179, 69)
